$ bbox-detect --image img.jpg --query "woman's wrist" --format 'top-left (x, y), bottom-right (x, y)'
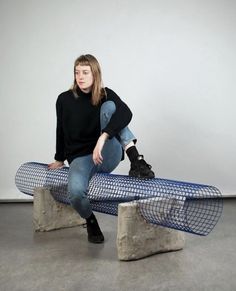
top-left (100, 132), bottom-right (109, 140)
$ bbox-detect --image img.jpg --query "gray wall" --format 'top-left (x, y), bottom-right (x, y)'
top-left (1, 0), bottom-right (236, 199)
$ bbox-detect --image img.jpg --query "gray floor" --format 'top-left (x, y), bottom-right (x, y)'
top-left (0, 199), bottom-right (235, 291)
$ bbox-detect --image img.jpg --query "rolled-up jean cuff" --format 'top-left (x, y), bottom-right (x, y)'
top-left (123, 139), bottom-right (137, 148)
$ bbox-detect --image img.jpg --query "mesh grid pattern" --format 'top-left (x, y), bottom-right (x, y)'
top-left (15, 162), bottom-right (223, 236)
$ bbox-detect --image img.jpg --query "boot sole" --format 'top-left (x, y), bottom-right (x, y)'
top-left (88, 237), bottom-right (104, 244)
top-left (129, 171), bottom-right (155, 179)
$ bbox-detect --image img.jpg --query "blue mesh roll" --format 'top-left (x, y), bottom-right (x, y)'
top-left (15, 162), bottom-right (223, 236)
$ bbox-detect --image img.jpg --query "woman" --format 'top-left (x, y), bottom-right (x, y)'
top-left (48, 54), bottom-right (154, 243)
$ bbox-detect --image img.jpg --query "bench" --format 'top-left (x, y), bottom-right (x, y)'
top-left (15, 162), bottom-right (223, 260)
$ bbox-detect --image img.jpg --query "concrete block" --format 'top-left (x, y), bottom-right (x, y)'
top-left (33, 187), bottom-right (85, 231)
top-left (117, 202), bottom-right (185, 261)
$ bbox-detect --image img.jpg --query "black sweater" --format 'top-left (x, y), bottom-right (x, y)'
top-left (54, 87), bottom-right (132, 163)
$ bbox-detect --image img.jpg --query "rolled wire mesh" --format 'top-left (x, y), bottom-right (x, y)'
top-left (15, 162), bottom-right (223, 236)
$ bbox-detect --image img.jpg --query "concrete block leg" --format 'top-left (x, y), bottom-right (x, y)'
top-left (33, 187), bottom-right (85, 231)
top-left (117, 202), bottom-right (185, 261)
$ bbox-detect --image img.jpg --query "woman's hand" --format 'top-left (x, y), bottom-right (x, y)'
top-left (93, 132), bottom-right (109, 165)
top-left (48, 161), bottom-right (65, 170)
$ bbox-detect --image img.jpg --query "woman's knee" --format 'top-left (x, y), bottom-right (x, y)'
top-left (100, 101), bottom-right (116, 129)
top-left (101, 101), bottom-right (116, 114)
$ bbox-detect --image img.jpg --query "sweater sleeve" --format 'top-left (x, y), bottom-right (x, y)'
top-left (54, 95), bottom-right (66, 162)
top-left (102, 88), bottom-right (133, 138)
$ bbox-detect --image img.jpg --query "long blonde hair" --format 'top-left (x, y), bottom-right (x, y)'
top-left (72, 54), bottom-right (106, 105)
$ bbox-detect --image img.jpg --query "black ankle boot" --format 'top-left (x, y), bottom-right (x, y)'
top-left (86, 213), bottom-right (104, 243)
top-left (129, 155), bottom-right (155, 179)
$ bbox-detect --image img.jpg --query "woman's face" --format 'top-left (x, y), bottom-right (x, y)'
top-left (75, 65), bottom-right (94, 93)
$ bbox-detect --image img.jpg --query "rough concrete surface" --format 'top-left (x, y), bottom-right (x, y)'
top-left (117, 202), bottom-right (185, 260)
top-left (33, 187), bottom-right (85, 231)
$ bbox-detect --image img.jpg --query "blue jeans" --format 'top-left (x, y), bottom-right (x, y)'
top-left (68, 101), bottom-right (136, 218)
